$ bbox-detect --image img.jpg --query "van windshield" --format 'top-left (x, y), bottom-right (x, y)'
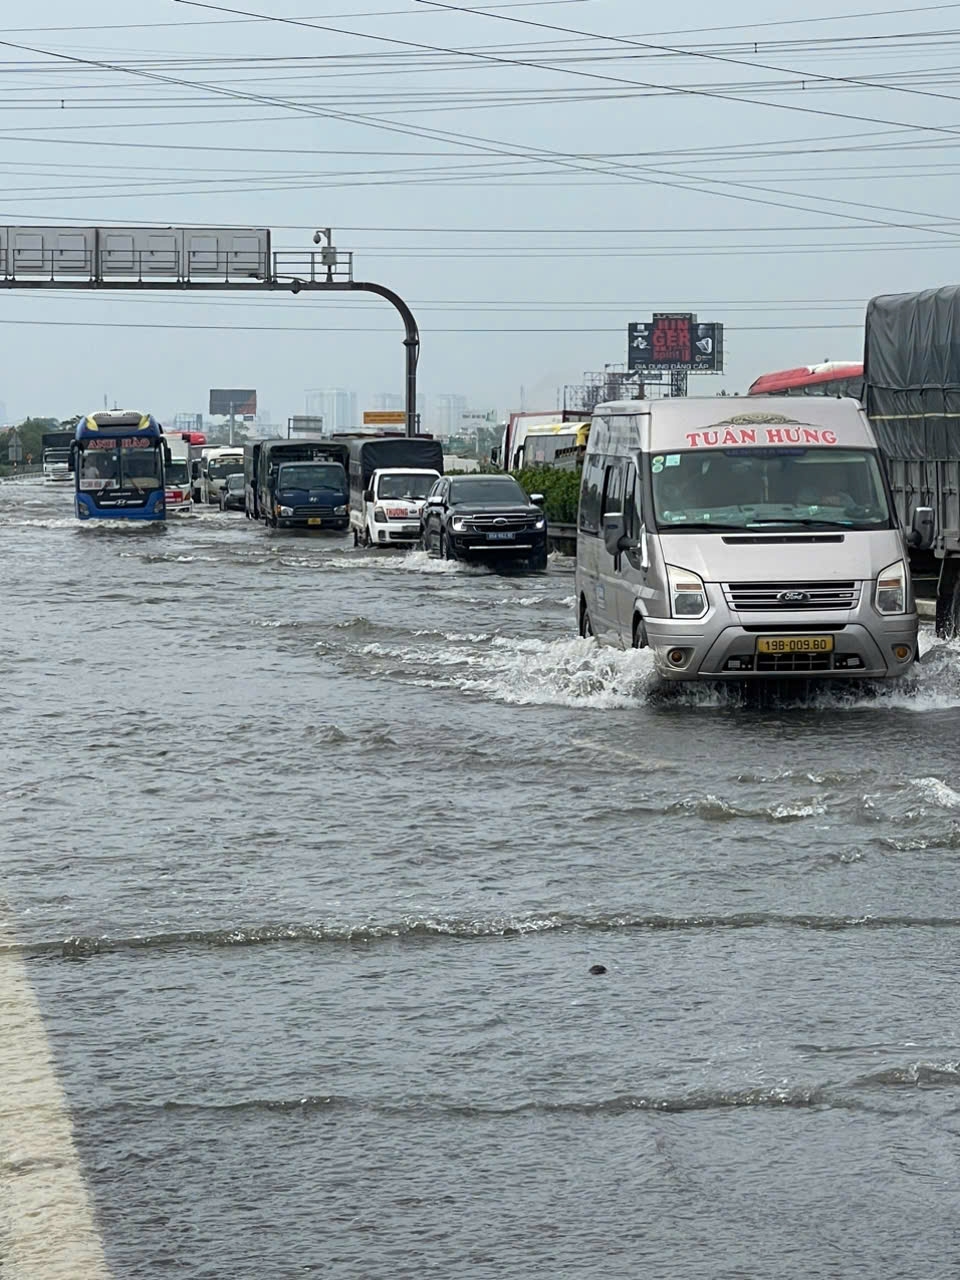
top-left (652, 448), bottom-right (892, 531)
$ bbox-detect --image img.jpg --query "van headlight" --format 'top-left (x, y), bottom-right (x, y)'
top-left (666, 564), bottom-right (708, 619)
top-left (374, 507), bottom-right (388, 523)
top-left (876, 559), bottom-right (906, 614)
top-left (334, 504), bottom-right (348, 515)
top-left (278, 505), bottom-right (293, 516)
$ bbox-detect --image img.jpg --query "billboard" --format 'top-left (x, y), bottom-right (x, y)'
top-left (209, 388), bottom-right (257, 416)
top-left (627, 314), bottom-right (723, 374)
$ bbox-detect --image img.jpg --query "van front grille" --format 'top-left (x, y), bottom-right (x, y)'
top-left (724, 581), bottom-right (860, 612)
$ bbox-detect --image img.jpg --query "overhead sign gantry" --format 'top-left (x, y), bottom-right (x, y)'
top-left (0, 225), bottom-right (420, 437)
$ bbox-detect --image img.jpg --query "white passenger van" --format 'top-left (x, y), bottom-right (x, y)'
top-left (575, 398), bottom-right (930, 681)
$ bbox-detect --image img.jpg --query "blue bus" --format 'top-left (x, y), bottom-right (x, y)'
top-left (73, 411), bottom-right (167, 522)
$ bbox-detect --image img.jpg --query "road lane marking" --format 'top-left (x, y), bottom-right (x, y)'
top-left (0, 941), bottom-right (110, 1279)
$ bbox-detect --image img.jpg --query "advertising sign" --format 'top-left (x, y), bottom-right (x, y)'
top-left (627, 314), bottom-right (723, 373)
top-left (210, 389), bottom-right (257, 416)
top-left (363, 410), bottom-right (406, 425)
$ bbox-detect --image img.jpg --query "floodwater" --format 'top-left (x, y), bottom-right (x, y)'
top-left (4, 478), bottom-right (960, 1278)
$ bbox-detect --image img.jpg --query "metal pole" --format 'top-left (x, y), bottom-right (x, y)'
top-left (349, 282), bottom-right (420, 438)
top-left (229, 403), bottom-right (235, 446)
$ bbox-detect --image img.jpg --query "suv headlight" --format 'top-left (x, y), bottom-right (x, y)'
top-left (278, 505), bottom-right (293, 516)
top-left (533, 515), bottom-right (546, 530)
top-left (451, 516), bottom-right (467, 531)
top-left (334, 504), bottom-right (348, 515)
top-left (666, 563), bottom-right (708, 619)
top-left (875, 559), bottom-right (906, 614)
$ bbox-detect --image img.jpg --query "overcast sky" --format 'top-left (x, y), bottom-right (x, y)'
top-left (0, 0), bottom-right (957, 424)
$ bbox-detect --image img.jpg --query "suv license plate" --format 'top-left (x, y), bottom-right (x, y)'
top-left (756, 635), bottom-right (834, 654)
top-left (487, 531), bottom-right (516, 541)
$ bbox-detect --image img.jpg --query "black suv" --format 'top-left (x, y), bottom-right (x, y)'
top-left (420, 474), bottom-right (548, 570)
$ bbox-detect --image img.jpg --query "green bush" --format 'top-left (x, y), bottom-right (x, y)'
top-left (511, 465), bottom-right (581, 524)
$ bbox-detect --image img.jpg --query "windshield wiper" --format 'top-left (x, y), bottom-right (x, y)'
top-left (744, 518), bottom-right (858, 529)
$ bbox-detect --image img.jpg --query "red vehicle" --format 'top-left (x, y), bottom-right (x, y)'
top-left (747, 361), bottom-right (863, 399)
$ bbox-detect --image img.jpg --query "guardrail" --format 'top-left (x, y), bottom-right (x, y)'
top-left (548, 521), bottom-right (577, 554)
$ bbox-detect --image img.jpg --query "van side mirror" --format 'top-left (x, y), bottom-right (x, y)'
top-left (909, 505), bottom-right (935, 550)
top-left (603, 511), bottom-right (626, 556)
top-left (191, 461), bottom-right (200, 480)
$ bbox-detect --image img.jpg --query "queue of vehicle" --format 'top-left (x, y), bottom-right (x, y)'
top-left (62, 393), bottom-right (932, 688)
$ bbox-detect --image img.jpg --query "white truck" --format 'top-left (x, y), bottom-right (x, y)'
top-left (196, 445), bottom-right (244, 505)
top-left (162, 431), bottom-right (193, 513)
top-left (347, 436), bottom-right (444, 548)
top-left (41, 430), bottom-right (75, 483)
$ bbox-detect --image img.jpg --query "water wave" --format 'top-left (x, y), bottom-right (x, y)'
top-left (11, 910), bottom-right (960, 961)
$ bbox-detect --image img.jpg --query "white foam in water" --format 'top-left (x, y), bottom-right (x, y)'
top-left (458, 636), bottom-right (657, 708)
top-left (395, 549), bottom-right (491, 576)
top-left (910, 777), bottom-right (960, 809)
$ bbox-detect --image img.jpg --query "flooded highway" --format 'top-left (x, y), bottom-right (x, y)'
top-left (5, 477), bottom-right (960, 1277)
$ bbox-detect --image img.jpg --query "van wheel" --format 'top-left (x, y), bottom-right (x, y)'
top-left (632, 616), bottom-right (648, 649)
top-left (352, 527), bottom-right (359, 547)
top-left (362, 528), bottom-right (371, 548)
top-left (579, 598), bottom-right (594, 638)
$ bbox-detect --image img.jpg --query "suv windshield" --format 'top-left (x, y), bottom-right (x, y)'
top-left (652, 448), bottom-right (892, 531)
top-left (449, 477), bottom-right (526, 505)
top-left (278, 463), bottom-right (344, 490)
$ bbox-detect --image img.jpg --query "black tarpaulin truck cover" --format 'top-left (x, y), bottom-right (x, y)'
top-left (348, 437), bottom-right (444, 492)
top-left (864, 286), bottom-right (960, 459)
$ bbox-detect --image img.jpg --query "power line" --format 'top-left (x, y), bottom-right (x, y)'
top-left (168, 0), bottom-right (960, 236)
top-left (0, 316), bottom-right (862, 334)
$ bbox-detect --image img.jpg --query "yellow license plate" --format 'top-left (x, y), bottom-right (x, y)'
top-left (307, 518), bottom-right (324, 525)
top-left (756, 635), bottom-right (834, 654)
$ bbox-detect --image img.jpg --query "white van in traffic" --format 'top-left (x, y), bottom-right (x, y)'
top-left (575, 398), bottom-right (931, 681)
top-left (163, 432), bottom-right (193, 513)
top-left (197, 446), bottom-right (244, 505)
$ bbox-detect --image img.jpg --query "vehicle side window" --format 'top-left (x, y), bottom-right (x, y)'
top-left (579, 455), bottom-right (604, 534)
top-left (622, 461), bottom-right (640, 539)
top-left (601, 461), bottom-right (624, 518)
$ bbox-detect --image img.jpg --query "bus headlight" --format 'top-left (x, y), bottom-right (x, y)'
top-left (666, 564), bottom-right (708, 619)
top-left (876, 559), bottom-right (906, 614)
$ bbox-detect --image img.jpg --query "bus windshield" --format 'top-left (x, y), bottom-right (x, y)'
top-left (278, 463), bottom-right (344, 491)
top-left (652, 448), bottom-right (892, 531)
top-left (79, 441), bottom-right (161, 490)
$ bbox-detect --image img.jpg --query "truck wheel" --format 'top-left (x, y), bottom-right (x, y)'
top-left (579, 598), bottom-right (594, 638)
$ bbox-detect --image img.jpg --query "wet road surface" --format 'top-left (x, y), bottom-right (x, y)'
top-left (4, 479), bottom-right (960, 1277)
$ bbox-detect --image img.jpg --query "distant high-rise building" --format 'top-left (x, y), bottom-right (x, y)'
top-left (371, 392), bottom-right (404, 412)
top-left (434, 394), bottom-right (468, 437)
top-left (305, 388), bottom-right (357, 433)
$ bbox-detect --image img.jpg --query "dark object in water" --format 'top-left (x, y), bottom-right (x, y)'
top-left (589, 964), bottom-right (607, 975)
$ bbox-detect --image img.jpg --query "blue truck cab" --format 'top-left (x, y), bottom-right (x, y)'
top-left (256, 438), bottom-right (350, 530)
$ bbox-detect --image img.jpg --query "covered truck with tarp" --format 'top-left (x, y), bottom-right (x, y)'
top-left (348, 435), bottom-right (443, 547)
top-left (863, 286), bottom-right (958, 630)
